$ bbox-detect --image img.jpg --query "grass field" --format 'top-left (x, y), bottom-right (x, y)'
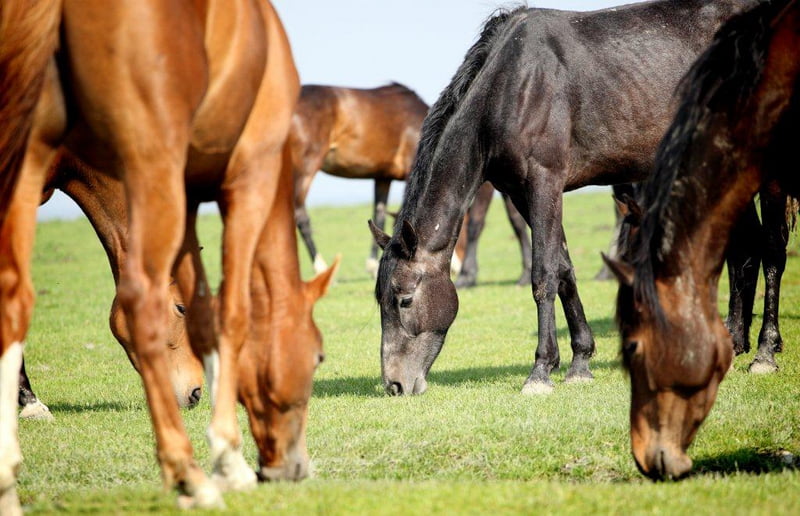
top-left (18, 191), bottom-right (800, 514)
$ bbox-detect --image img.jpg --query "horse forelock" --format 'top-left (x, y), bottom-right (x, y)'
top-left (396, 5), bottom-right (526, 229)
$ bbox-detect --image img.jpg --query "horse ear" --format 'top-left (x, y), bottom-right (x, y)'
top-left (306, 254), bottom-right (341, 302)
top-left (620, 194), bottom-right (643, 226)
top-left (368, 220), bottom-right (391, 250)
top-left (601, 253), bottom-right (634, 287)
top-left (399, 219), bottom-right (418, 258)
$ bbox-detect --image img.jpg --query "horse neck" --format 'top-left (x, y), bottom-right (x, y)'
top-left (398, 129), bottom-right (485, 265)
top-left (54, 153), bottom-right (128, 284)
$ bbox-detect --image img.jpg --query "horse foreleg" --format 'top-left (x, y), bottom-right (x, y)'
top-left (18, 357), bottom-right (52, 420)
top-left (503, 193), bottom-right (532, 287)
top-left (366, 178), bottom-right (392, 278)
top-left (725, 200), bottom-right (761, 356)
top-left (750, 185), bottom-right (788, 374)
top-left (521, 173), bottom-right (565, 395)
top-left (556, 227), bottom-right (595, 383)
top-left (454, 181), bottom-right (493, 289)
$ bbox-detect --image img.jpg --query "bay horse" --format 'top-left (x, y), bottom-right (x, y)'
top-left (604, 0), bottom-right (800, 480)
top-left (289, 83), bottom-right (428, 276)
top-left (0, 0), bottom-right (336, 511)
top-left (18, 151), bottom-right (206, 420)
top-left (370, 0), bottom-right (755, 396)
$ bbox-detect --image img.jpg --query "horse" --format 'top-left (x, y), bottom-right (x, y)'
top-left (370, 0), bottom-right (756, 396)
top-left (18, 151), bottom-right (206, 420)
top-left (603, 0), bottom-right (800, 480)
top-left (289, 83), bottom-right (428, 276)
top-left (0, 1), bottom-right (336, 511)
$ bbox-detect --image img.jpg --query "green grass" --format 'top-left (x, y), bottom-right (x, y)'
top-left (18, 191), bottom-right (800, 513)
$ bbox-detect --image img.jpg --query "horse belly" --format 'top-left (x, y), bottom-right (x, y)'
top-left (321, 146), bottom-right (394, 179)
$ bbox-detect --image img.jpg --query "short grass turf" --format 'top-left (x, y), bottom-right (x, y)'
top-left (18, 191), bottom-right (800, 514)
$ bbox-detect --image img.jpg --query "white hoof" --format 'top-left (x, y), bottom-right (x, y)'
top-left (177, 479), bottom-right (225, 510)
top-left (521, 381), bottom-right (554, 395)
top-left (748, 360), bottom-right (778, 375)
top-left (0, 485), bottom-right (22, 516)
top-left (365, 257), bottom-right (379, 278)
top-left (208, 429), bottom-right (256, 492)
top-left (19, 400), bottom-right (54, 421)
top-left (313, 254), bottom-right (328, 275)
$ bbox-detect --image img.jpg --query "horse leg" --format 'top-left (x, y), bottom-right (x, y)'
top-left (294, 168), bottom-right (326, 273)
top-left (0, 139), bottom-right (56, 516)
top-left (557, 227), bottom-right (595, 383)
top-left (454, 182), bottom-right (493, 289)
top-left (725, 200), bottom-right (761, 356)
top-left (750, 185), bottom-right (788, 374)
top-left (503, 193), bottom-right (532, 287)
top-left (209, 150), bottom-right (284, 491)
top-left (366, 178), bottom-right (392, 278)
top-left (521, 172), bottom-right (565, 395)
top-left (18, 357), bottom-right (52, 420)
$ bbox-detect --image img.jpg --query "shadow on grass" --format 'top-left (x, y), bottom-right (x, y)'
top-left (46, 401), bottom-right (137, 414)
top-left (691, 448), bottom-right (799, 477)
top-left (314, 359), bottom-right (622, 399)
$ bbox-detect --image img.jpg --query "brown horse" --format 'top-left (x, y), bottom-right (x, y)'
top-left (0, 0), bottom-right (336, 511)
top-left (18, 151), bottom-right (206, 420)
top-left (604, 0), bottom-right (800, 480)
top-left (289, 83), bottom-right (428, 276)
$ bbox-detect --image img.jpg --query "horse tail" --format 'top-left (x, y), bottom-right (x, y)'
top-left (0, 0), bottom-right (61, 220)
top-left (410, 7), bottom-right (526, 183)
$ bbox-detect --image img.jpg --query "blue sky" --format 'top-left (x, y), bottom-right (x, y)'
top-left (40, 0), bottom-right (624, 220)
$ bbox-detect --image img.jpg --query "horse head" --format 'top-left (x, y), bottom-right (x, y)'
top-left (605, 197), bottom-right (732, 480)
top-left (370, 219), bottom-right (458, 396)
top-left (238, 258), bottom-right (338, 482)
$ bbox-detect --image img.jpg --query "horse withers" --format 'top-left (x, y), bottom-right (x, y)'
top-left (371, 0), bottom-right (754, 396)
top-left (605, 0), bottom-right (800, 480)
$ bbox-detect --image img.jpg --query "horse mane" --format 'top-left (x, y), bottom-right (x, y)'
top-left (394, 6), bottom-right (527, 227)
top-left (630, 0), bottom-right (791, 322)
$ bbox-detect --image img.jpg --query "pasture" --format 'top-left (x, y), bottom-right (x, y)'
top-left (19, 191), bottom-right (800, 513)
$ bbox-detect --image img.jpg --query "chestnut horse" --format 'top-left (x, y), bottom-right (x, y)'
top-left (370, 0), bottom-right (754, 396)
top-left (604, 0), bottom-right (800, 480)
top-left (18, 151), bottom-right (205, 420)
top-left (289, 83), bottom-right (428, 276)
top-left (0, 0), bottom-right (336, 511)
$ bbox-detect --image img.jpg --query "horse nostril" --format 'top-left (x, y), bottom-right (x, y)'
top-left (386, 382), bottom-right (403, 396)
top-left (188, 387), bottom-right (202, 406)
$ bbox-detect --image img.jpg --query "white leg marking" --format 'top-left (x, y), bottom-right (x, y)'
top-left (203, 352), bottom-right (220, 408)
top-left (207, 428), bottom-right (256, 492)
top-left (1, 342), bottom-right (24, 516)
top-left (19, 399), bottom-right (53, 421)
top-left (450, 254), bottom-right (463, 277)
top-left (313, 254), bottom-right (328, 275)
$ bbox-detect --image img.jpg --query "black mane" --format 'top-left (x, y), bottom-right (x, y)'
top-left (629, 0), bottom-right (791, 320)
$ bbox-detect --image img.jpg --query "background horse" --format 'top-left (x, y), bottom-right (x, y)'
top-left (370, 0), bottom-right (754, 396)
top-left (289, 83), bottom-right (428, 276)
top-left (605, 0), bottom-right (799, 480)
top-left (0, 1), bottom-right (335, 511)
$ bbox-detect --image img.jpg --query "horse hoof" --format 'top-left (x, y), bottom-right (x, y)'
top-left (19, 400), bottom-right (54, 421)
top-left (177, 480), bottom-right (225, 510)
top-left (211, 447), bottom-right (257, 492)
top-left (748, 359), bottom-right (778, 374)
top-left (365, 258), bottom-right (379, 279)
top-left (521, 381), bottom-right (554, 395)
top-left (564, 370), bottom-right (594, 384)
top-left (0, 485), bottom-right (22, 516)
top-left (313, 255), bottom-right (328, 275)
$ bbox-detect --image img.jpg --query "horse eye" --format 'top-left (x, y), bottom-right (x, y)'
top-left (623, 340), bottom-right (638, 357)
top-left (175, 304), bottom-right (186, 316)
top-left (399, 296), bottom-right (413, 308)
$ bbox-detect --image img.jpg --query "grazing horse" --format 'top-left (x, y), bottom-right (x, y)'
top-left (370, 0), bottom-right (754, 396)
top-left (604, 0), bottom-right (800, 480)
top-left (0, 1), bottom-right (336, 511)
top-left (289, 83), bottom-right (429, 276)
top-left (18, 151), bottom-right (205, 420)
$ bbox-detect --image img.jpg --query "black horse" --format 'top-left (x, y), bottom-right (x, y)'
top-left (604, 0), bottom-right (799, 479)
top-left (370, 0), bottom-right (757, 395)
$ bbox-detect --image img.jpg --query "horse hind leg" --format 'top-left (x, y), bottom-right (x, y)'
top-left (454, 181), bottom-right (493, 289)
top-left (18, 357), bottom-right (53, 420)
top-left (366, 178), bottom-right (391, 279)
top-left (503, 192), bottom-right (532, 287)
top-left (750, 186), bottom-right (788, 374)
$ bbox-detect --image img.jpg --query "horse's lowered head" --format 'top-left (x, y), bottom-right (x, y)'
top-left (110, 283), bottom-right (204, 409)
top-left (370, 219), bottom-right (458, 396)
top-left (238, 258), bottom-right (339, 482)
top-left (604, 196), bottom-right (732, 480)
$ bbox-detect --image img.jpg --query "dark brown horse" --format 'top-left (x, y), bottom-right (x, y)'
top-left (289, 83), bottom-right (428, 276)
top-left (371, 0), bottom-right (755, 396)
top-left (0, 1), bottom-right (336, 511)
top-left (604, 0), bottom-right (799, 480)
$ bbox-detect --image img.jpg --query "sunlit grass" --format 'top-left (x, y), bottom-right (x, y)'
top-left (19, 191), bottom-right (800, 513)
